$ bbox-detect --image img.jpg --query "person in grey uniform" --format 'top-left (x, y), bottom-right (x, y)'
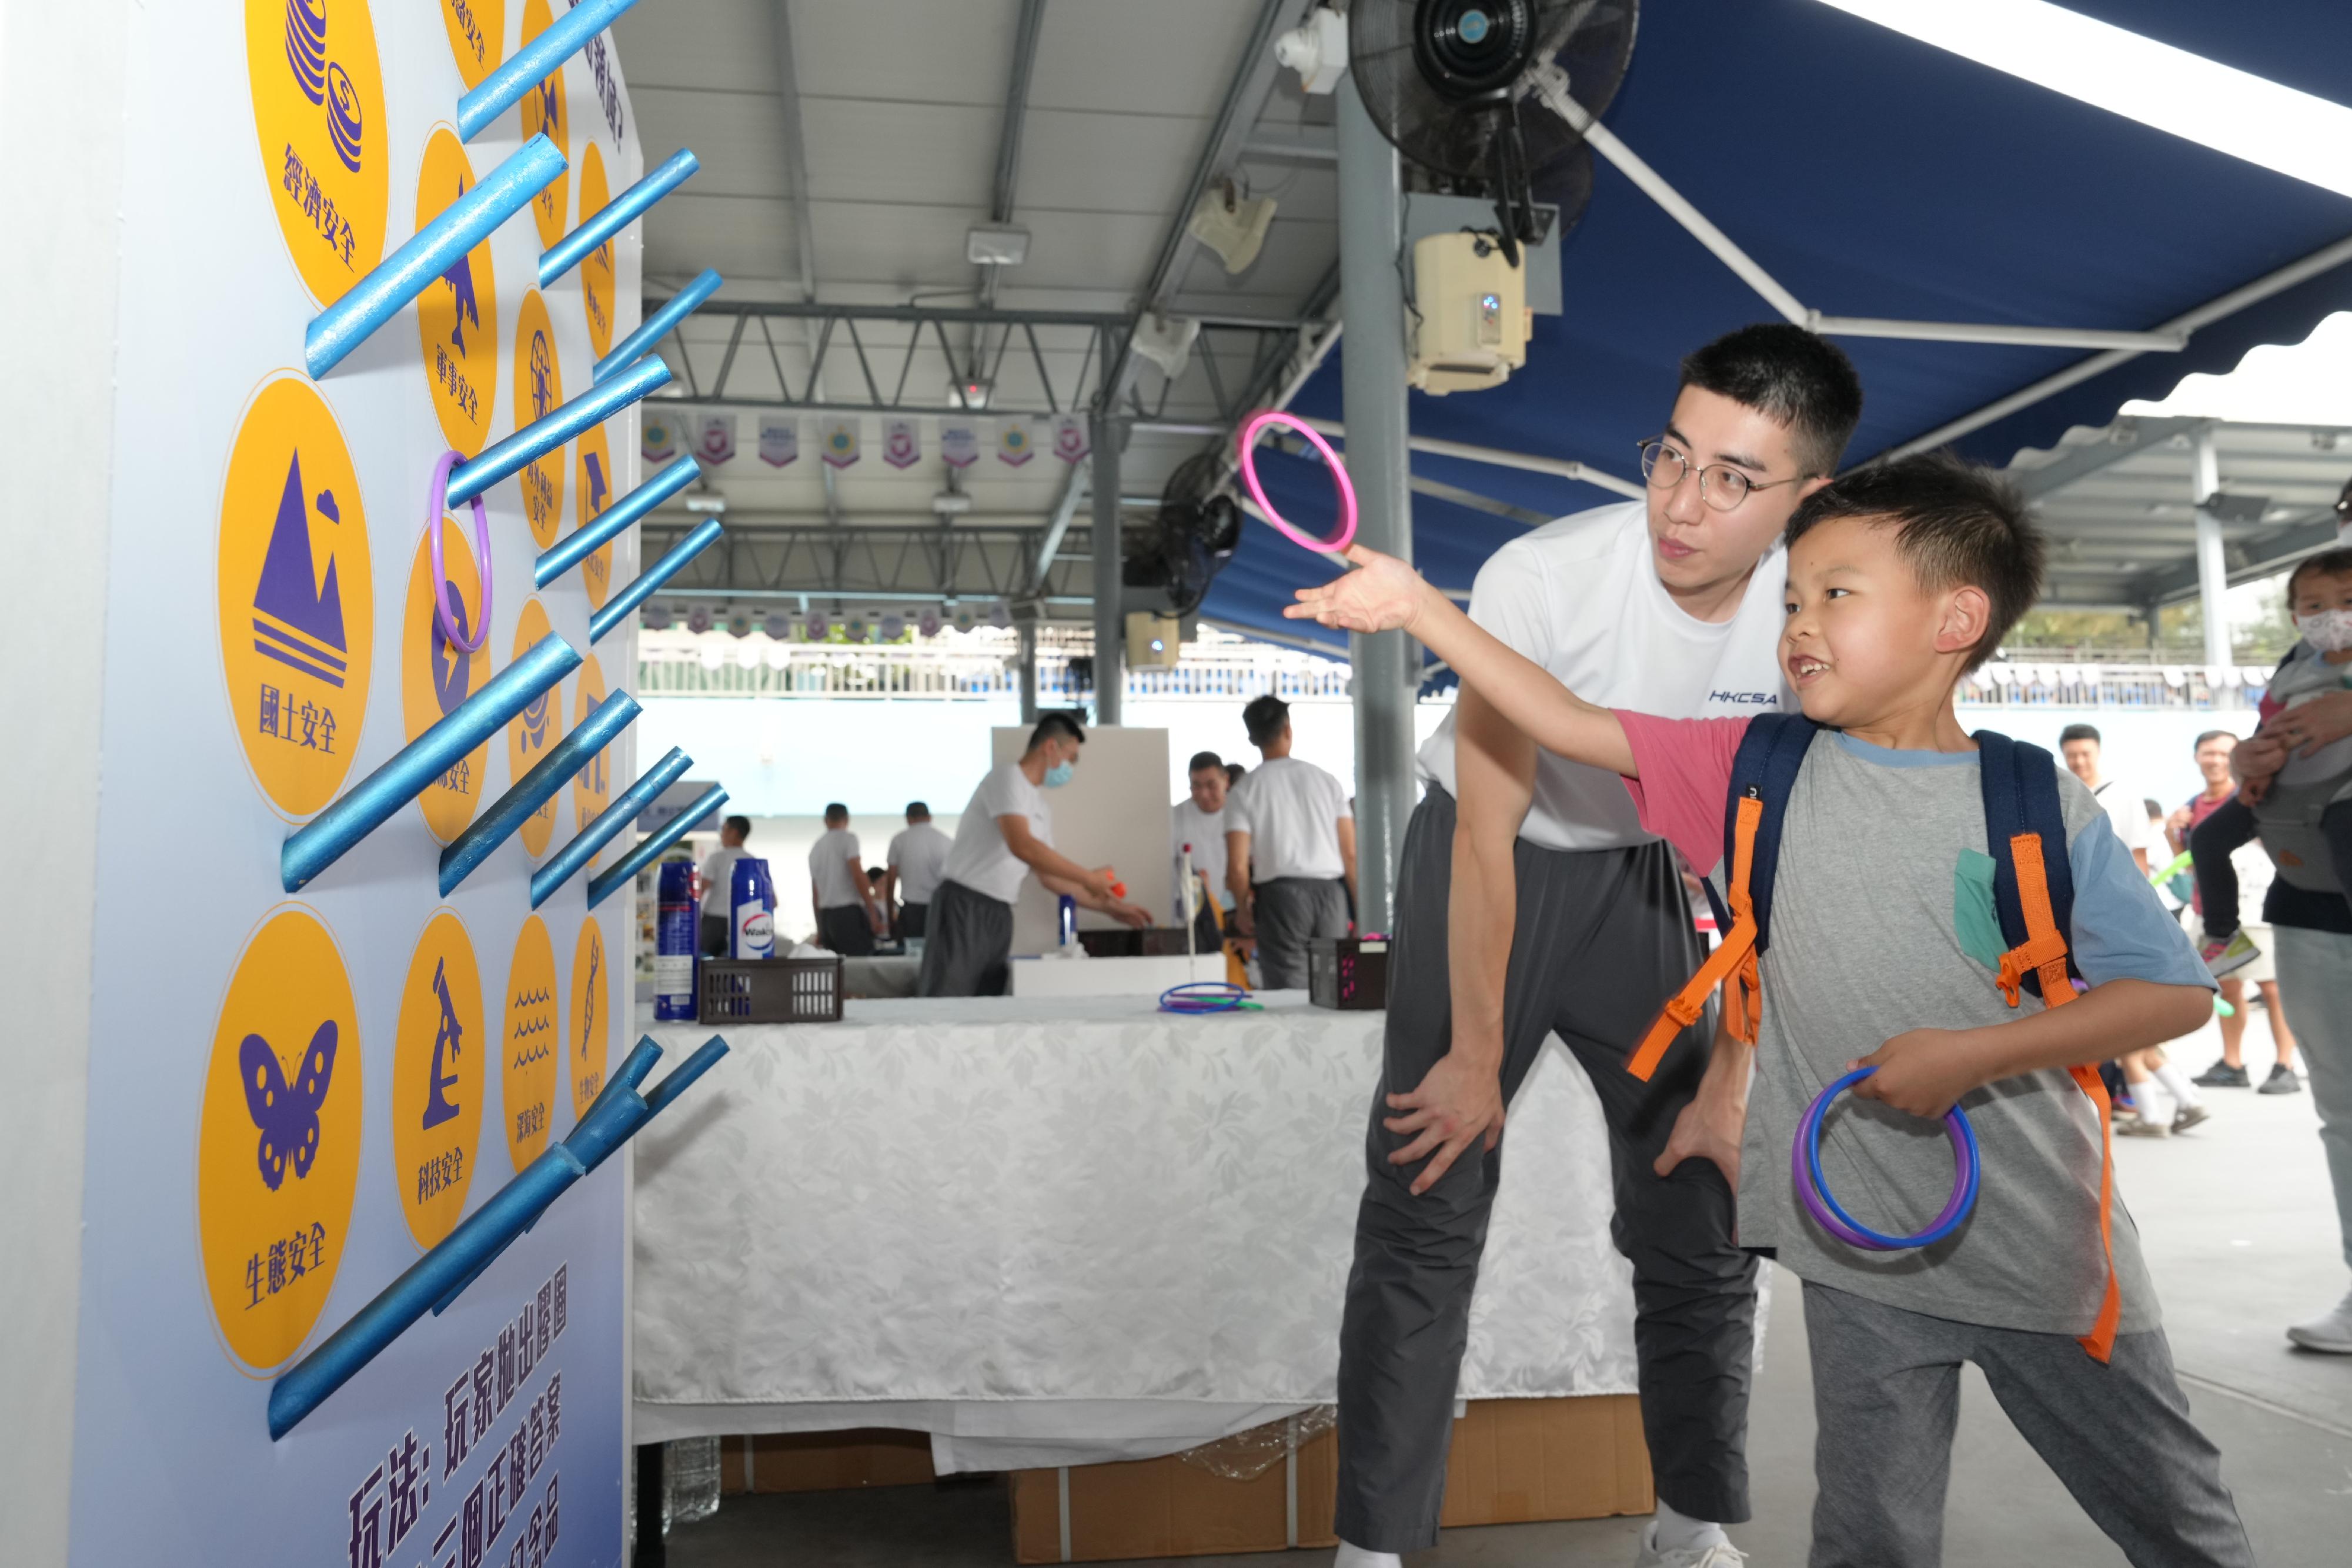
top-left (1327, 326), bottom-right (1862, 1568)
top-left (917, 712), bottom-right (1150, 997)
top-left (1225, 694), bottom-right (1355, 989)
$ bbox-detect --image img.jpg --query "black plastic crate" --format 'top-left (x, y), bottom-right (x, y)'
top-left (697, 956), bottom-right (845, 1024)
top-left (1077, 927), bottom-right (1197, 958)
top-left (1308, 937), bottom-right (1389, 1011)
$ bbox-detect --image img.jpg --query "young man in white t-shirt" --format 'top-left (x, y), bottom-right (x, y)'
top-left (697, 814), bottom-right (751, 956)
top-left (1226, 696), bottom-right (1357, 988)
top-left (917, 712), bottom-right (1151, 997)
top-left (1333, 325), bottom-right (1861, 1568)
top-left (885, 800), bottom-right (955, 940)
top-left (1171, 751), bottom-right (1234, 942)
top-left (808, 803), bottom-right (886, 957)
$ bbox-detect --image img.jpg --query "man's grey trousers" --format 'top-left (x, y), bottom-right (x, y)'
top-left (1334, 787), bottom-right (1756, 1551)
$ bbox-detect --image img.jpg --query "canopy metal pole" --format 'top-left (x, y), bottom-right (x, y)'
top-left (1018, 621), bottom-right (1040, 724)
top-left (2191, 432), bottom-right (2231, 669)
top-left (1335, 75), bottom-right (1416, 935)
top-left (1090, 412), bottom-right (1124, 725)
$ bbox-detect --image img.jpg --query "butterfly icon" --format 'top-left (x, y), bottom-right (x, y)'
top-left (240, 1021), bottom-right (338, 1191)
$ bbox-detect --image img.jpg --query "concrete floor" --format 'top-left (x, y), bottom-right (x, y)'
top-left (664, 1008), bottom-right (2352, 1565)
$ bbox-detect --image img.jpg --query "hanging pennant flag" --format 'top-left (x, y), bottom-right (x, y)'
top-left (879, 613), bottom-right (907, 641)
top-left (804, 609), bottom-right (830, 640)
top-left (940, 421), bottom-right (980, 469)
top-left (881, 417), bottom-right (921, 469)
top-left (950, 603), bottom-right (977, 631)
top-left (821, 417), bottom-right (861, 468)
top-left (998, 421), bottom-right (1035, 467)
top-left (696, 414), bottom-right (737, 465)
top-left (1051, 413), bottom-right (1090, 464)
top-left (686, 604), bottom-right (713, 634)
top-left (917, 606), bottom-right (943, 638)
top-left (643, 410), bottom-right (679, 463)
top-left (758, 416), bottom-right (798, 467)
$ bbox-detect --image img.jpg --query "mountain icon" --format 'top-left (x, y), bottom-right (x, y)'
top-left (252, 451), bottom-right (350, 688)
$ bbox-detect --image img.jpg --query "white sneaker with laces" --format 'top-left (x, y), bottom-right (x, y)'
top-left (2287, 1289), bottom-right (2352, 1353)
top-left (1331, 1543), bottom-right (1402, 1568)
top-left (1633, 1524), bottom-right (1749, 1567)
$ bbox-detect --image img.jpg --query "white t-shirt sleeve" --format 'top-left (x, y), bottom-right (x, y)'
top-left (1223, 778), bottom-right (1252, 838)
top-left (2099, 788), bottom-right (2151, 855)
top-left (1465, 537), bottom-right (1561, 661)
top-left (1330, 772), bottom-right (1353, 821)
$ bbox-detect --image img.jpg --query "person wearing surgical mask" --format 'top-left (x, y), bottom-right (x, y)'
top-left (917, 710), bottom-right (1149, 997)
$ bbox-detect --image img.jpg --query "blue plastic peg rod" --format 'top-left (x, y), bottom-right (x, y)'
top-left (587, 785), bottom-right (728, 909)
top-left (305, 136), bottom-right (565, 379)
top-left (589, 518), bottom-right (723, 644)
top-left (540, 149), bottom-right (700, 286)
top-left (529, 747), bottom-right (694, 908)
top-left (272, 1032), bottom-right (730, 1437)
top-left (436, 690), bottom-right (642, 895)
top-left (594, 268), bottom-right (720, 383)
top-left (459, 0), bottom-right (640, 142)
top-left (282, 634), bottom-right (581, 892)
top-left (535, 457), bottom-right (701, 588)
top-left (446, 356), bottom-right (671, 506)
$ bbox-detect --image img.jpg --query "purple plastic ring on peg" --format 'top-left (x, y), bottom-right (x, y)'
top-left (426, 449), bottom-right (493, 654)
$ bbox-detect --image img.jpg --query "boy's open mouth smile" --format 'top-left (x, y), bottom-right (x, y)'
top-left (1790, 654), bottom-right (1830, 685)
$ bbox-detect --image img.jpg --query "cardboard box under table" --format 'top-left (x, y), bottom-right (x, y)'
top-left (635, 995), bottom-right (1728, 1548)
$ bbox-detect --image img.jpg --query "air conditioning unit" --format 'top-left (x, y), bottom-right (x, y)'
top-left (1409, 230), bottom-right (1529, 395)
top-left (1124, 610), bottom-right (1182, 670)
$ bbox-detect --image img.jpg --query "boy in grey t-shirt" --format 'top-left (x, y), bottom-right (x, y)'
top-left (1292, 453), bottom-right (2252, 1566)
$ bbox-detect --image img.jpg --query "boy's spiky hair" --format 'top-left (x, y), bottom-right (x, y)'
top-left (1785, 451), bottom-right (2044, 673)
top-left (2286, 547), bottom-right (2352, 601)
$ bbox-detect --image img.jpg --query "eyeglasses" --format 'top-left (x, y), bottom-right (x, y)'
top-left (1637, 439), bottom-right (1807, 512)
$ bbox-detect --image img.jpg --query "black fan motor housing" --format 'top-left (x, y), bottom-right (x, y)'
top-left (1411, 0), bottom-right (1538, 101)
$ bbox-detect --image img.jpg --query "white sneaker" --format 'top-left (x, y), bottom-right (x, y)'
top-left (1634, 1525), bottom-right (1749, 1567)
top-left (2287, 1289), bottom-right (2352, 1353)
top-left (1332, 1544), bottom-right (1402, 1568)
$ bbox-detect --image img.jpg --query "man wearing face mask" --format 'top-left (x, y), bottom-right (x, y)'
top-left (917, 711), bottom-right (1150, 997)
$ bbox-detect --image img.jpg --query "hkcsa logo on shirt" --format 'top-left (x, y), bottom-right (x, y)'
top-left (1710, 690), bottom-right (1781, 707)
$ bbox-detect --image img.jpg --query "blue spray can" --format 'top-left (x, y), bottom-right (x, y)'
top-left (655, 859), bottom-right (697, 1019)
top-left (730, 857), bottom-right (776, 961)
top-left (1057, 892), bottom-right (1078, 948)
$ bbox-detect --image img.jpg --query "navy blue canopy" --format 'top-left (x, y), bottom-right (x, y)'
top-left (1204, 0), bottom-right (2352, 651)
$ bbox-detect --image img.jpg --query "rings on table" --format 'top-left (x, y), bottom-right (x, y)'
top-left (1158, 981), bottom-right (1254, 1014)
top-left (1235, 409), bottom-right (1358, 554)
top-left (1792, 1066), bottom-right (1979, 1251)
top-left (427, 449), bottom-right (493, 653)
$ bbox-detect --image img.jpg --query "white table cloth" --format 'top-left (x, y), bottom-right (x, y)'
top-left (633, 994), bottom-right (1647, 1469)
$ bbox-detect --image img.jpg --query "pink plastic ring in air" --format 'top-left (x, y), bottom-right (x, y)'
top-left (1237, 409), bottom-right (1358, 554)
top-left (426, 449), bottom-right (493, 653)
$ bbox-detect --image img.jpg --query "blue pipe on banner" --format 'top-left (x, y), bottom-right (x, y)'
top-left (445, 356), bottom-right (671, 506)
top-left (587, 785), bottom-right (729, 910)
top-left (529, 747), bottom-right (694, 908)
top-left (282, 634), bottom-right (581, 892)
top-left (589, 517), bottom-right (723, 644)
top-left (457, 0), bottom-right (640, 143)
top-left (539, 149), bottom-right (700, 286)
top-left (436, 690), bottom-right (643, 895)
top-left (534, 457), bottom-right (701, 588)
top-left (304, 136), bottom-right (566, 380)
top-left (271, 1030), bottom-right (731, 1437)
top-left (594, 267), bottom-right (720, 383)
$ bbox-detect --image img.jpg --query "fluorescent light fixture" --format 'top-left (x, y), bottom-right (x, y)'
top-left (683, 492), bottom-right (727, 514)
top-left (965, 225), bottom-right (1030, 266)
top-left (1815, 0), bottom-right (2352, 198)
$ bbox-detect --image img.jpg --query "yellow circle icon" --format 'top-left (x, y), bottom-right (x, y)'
top-left (439, 0), bottom-right (506, 89)
top-left (504, 915), bottom-right (562, 1169)
top-left (514, 289), bottom-right (567, 547)
top-left (197, 905), bottom-right (363, 1371)
top-left (576, 424), bottom-right (616, 607)
top-left (247, 0), bottom-right (388, 308)
top-left (402, 519), bottom-right (492, 845)
top-left (216, 375), bottom-right (374, 820)
top-left (416, 126), bottom-right (502, 459)
top-left (509, 597), bottom-right (566, 858)
top-left (392, 910), bottom-right (486, 1248)
top-left (570, 917), bottom-right (610, 1116)
top-left (577, 142), bottom-right (616, 361)
top-left (572, 656), bottom-right (613, 841)
top-left (521, 0), bottom-right (572, 250)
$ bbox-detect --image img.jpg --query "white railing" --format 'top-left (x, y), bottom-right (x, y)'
top-left (1963, 661), bottom-right (2274, 708)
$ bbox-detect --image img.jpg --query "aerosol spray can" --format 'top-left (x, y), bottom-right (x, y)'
top-left (1057, 892), bottom-right (1078, 950)
top-left (730, 857), bottom-right (776, 961)
top-left (655, 859), bottom-right (697, 1020)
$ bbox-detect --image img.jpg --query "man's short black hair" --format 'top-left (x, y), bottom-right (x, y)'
top-left (723, 814), bottom-right (751, 837)
top-left (1679, 323), bottom-right (1865, 479)
top-left (2143, 798), bottom-right (2163, 819)
top-left (906, 801), bottom-right (930, 820)
top-left (823, 803), bottom-right (848, 821)
top-left (2058, 723), bottom-right (2102, 747)
top-left (1242, 694), bottom-right (1289, 748)
top-left (1187, 750), bottom-right (1224, 775)
top-left (2286, 546), bottom-right (2352, 601)
top-left (1785, 450), bottom-right (2042, 674)
top-left (2193, 728), bottom-right (2237, 752)
top-left (1029, 711), bottom-right (1085, 750)
top-left (1226, 762), bottom-right (1247, 784)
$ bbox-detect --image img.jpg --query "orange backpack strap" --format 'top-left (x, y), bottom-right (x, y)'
top-left (2002, 827), bottom-right (2120, 1363)
top-left (1629, 795), bottom-right (1763, 1081)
